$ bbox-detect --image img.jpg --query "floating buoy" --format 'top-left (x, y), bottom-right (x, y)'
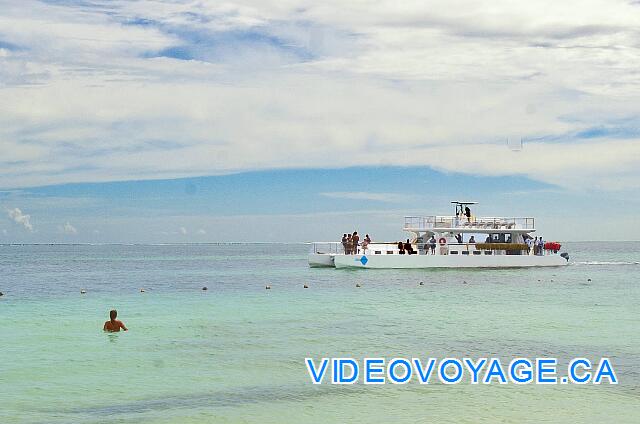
top-left (0, 292), bottom-right (4, 296)
top-left (355, 283), bottom-right (361, 288)
top-left (80, 289), bottom-right (87, 294)
top-left (587, 278), bottom-right (592, 282)
top-left (419, 281), bottom-right (424, 286)
top-left (140, 288), bottom-right (145, 293)
top-left (303, 284), bottom-right (309, 289)
top-left (265, 285), bottom-right (271, 290)
top-left (202, 286), bottom-right (208, 291)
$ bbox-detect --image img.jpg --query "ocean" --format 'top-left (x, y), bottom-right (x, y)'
top-left (1, 242), bottom-right (639, 423)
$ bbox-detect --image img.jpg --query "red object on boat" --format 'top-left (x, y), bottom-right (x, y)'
top-left (544, 242), bottom-right (561, 251)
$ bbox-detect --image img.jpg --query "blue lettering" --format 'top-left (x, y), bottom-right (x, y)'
top-left (333, 358), bottom-right (359, 384)
top-left (594, 358), bottom-right (618, 384)
top-left (483, 358), bottom-right (507, 384)
top-left (388, 358), bottom-right (412, 384)
top-left (439, 358), bottom-right (463, 384)
top-left (464, 358), bottom-right (487, 384)
top-left (536, 358), bottom-right (557, 384)
top-left (509, 358), bottom-right (533, 384)
top-left (364, 358), bottom-right (385, 384)
top-left (413, 358), bottom-right (436, 384)
top-left (568, 358), bottom-right (591, 384)
top-left (305, 358), bottom-right (329, 384)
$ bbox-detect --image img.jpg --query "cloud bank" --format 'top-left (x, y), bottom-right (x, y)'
top-left (59, 222), bottom-right (77, 235)
top-left (7, 207), bottom-right (33, 232)
top-left (1, 1), bottom-right (639, 190)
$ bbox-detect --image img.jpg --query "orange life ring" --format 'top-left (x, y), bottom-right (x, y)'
top-left (438, 237), bottom-right (447, 245)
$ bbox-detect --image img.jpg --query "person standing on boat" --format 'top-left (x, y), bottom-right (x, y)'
top-left (465, 206), bottom-right (472, 222)
top-left (469, 236), bottom-right (476, 244)
top-left (397, 241), bottom-right (405, 254)
top-left (533, 237), bottom-right (539, 255)
top-left (346, 234), bottom-right (353, 254)
top-left (341, 234), bottom-right (348, 254)
top-left (361, 235), bottom-right (370, 253)
top-left (537, 236), bottom-right (544, 256)
top-left (352, 232), bottom-right (360, 254)
top-left (429, 235), bottom-right (437, 254)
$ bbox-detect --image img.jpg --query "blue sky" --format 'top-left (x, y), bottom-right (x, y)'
top-left (1, 1), bottom-right (640, 242)
top-left (2, 167), bottom-right (639, 242)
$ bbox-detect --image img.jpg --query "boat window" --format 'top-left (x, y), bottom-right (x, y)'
top-left (375, 250), bottom-right (382, 255)
top-left (473, 251), bottom-right (481, 255)
top-left (387, 251), bottom-right (394, 255)
top-left (450, 251), bottom-right (458, 254)
top-left (462, 251), bottom-right (470, 255)
top-left (484, 251), bottom-right (492, 255)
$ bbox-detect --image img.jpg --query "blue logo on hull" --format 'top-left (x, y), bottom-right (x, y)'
top-left (358, 256), bottom-right (368, 265)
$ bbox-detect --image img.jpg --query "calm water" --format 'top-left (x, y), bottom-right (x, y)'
top-left (1, 242), bottom-right (639, 423)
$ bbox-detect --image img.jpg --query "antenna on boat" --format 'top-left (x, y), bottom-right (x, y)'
top-left (451, 200), bottom-right (478, 216)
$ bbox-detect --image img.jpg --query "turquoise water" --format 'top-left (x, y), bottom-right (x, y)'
top-left (1, 243), bottom-right (639, 423)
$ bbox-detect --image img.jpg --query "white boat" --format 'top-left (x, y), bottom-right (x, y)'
top-left (309, 201), bottom-right (569, 269)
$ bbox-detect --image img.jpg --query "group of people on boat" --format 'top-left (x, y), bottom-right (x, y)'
top-left (397, 239), bottom-right (418, 255)
top-left (525, 235), bottom-right (545, 255)
top-left (341, 232), bottom-right (371, 254)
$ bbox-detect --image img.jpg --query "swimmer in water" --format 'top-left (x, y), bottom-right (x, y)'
top-left (103, 309), bottom-right (128, 332)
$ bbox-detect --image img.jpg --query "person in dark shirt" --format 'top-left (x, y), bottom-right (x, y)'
top-left (352, 232), bottom-right (360, 254)
top-left (341, 234), bottom-right (348, 254)
top-left (428, 236), bottom-right (437, 254)
top-left (404, 239), bottom-right (414, 255)
top-left (397, 241), bottom-right (405, 254)
top-left (465, 206), bottom-right (471, 222)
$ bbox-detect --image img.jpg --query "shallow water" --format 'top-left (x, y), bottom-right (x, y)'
top-left (1, 242), bottom-right (639, 423)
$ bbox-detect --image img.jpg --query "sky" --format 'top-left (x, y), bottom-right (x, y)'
top-left (1, 0), bottom-right (640, 242)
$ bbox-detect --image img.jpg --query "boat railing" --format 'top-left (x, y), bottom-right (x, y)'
top-left (404, 216), bottom-right (535, 231)
top-left (310, 242), bottom-right (343, 255)
top-left (311, 241), bottom-right (405, 255)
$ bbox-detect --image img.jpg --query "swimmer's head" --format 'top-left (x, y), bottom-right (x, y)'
top-left (110, 309), bottom-right (117, 320)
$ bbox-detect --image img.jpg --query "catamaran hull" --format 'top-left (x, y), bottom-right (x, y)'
top-left (333, 254), bottom-right (568, 269)
top-left (308, 254), bottom-right (335, 267)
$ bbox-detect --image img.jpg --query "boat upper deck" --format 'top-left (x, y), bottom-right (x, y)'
top-left (404, 216), bottom-right (535, 233)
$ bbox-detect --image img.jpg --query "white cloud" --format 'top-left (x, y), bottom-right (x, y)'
top-left (58, 222), bottom-right (77, 235)
top-left (0, 1), bottom-right (639, 190)
top-left (320, 192), bottom-right (418, 203)
top-left (179, 226), bottom-right (187, 235)
top-left (7, 207), bottom-right (33, 232)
